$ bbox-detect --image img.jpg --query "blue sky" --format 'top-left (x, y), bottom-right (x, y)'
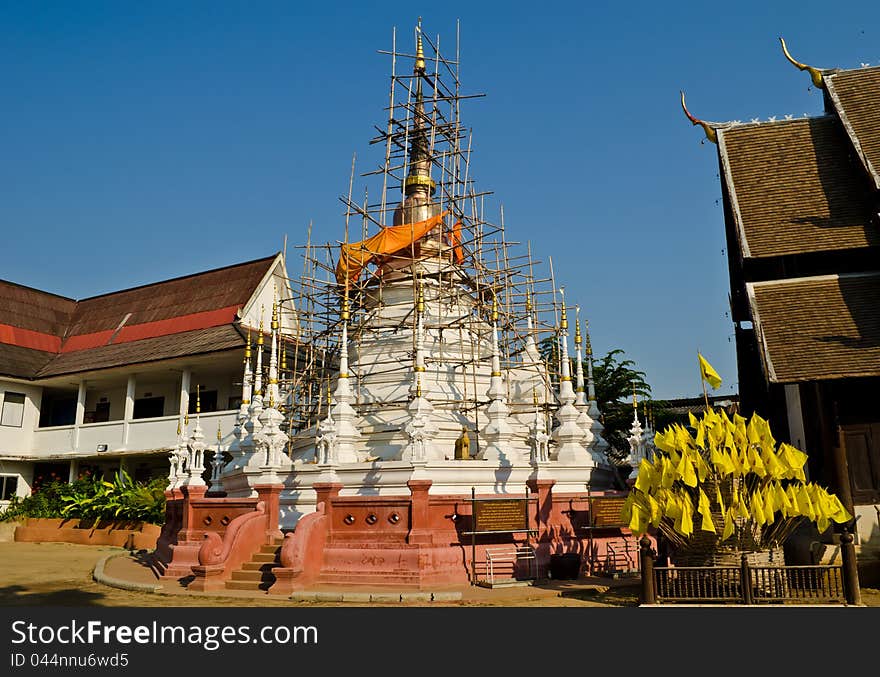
top-left (2, 1), bottom-right (878, 399)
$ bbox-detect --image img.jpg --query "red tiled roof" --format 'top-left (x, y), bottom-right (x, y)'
top-left (0, 254), bottom-right (278, 378)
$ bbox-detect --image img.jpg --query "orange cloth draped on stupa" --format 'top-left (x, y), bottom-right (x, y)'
top-left (335, 210), bottom-right (450, 286)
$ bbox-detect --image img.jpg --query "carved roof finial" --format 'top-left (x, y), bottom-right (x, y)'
top-left (780, 37), bottom-right (825, 89)
top-left (680, 91), bottom-right (718, 144)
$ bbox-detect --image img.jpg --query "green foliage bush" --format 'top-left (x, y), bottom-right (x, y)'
top-left (0, 471), bottom-right (166, 525)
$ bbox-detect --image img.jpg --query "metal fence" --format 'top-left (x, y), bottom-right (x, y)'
top-left (638, 531), bottom-right (861, 605)
top-left (652, 563), bottom-right (845, 604)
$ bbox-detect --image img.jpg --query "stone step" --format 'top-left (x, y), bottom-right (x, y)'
top-left (231, 569), bottom-right (267, 582)
top-left (251, 552), bottom-right (279, 563)
top-left (318, 571), bottom-right (422, 585)
top-left (242, 561), bottom-right (277, 572)
top-left (259, 544), bottom-right (281, 555)
top-left (225, 580), bottom-right (265, 592)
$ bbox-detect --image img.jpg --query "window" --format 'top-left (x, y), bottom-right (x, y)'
top-left (1, 392), bottom-right (25, 427)
top-left (189, 390), bottom-right (218, 414)
top-left (0, 475), bottom-right (18, 501)
top-left (133, 396), bottom-right (165, 419)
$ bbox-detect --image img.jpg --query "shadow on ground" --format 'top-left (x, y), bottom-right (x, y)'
top-left (0, 584), bottom-right (107, 607)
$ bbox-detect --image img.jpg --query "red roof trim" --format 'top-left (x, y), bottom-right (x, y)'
top-left (0, 324), bottom-right (62, 352)
top-left (59, 305), bottom-right (241, 353)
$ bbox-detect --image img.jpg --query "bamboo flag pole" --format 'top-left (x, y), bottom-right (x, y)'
top-left (698, 349), bottom-right (709, 411)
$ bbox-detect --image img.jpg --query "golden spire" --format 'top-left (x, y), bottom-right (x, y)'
top-left (271, 296), bottom-right (279, 333)
top-left (177, 418), bottom-right (181, 436)
top-left (632, 382), bottom-right (638, 410)
top-left (196, 384), bottom-right (201, 415)
top-left (244, 327), bottom-right (252, 361)
top-left (574, 306), bottom-right (582, 347)
top-left (525, 290), bottom-right (532, 314)
top-left (257, 309), bottom-right (265, 346)
top-left (585, 319), bottom-right (593, 357)
top-left (780, 37), bottom-right (825, 89)
top-left (216, 420), bottom-right (222, 442)
top-left (491, 292), bottom-right (498, 323)
top-left (281, 339), bottom-right (287, 372)
top-left (416, 281), bottom-right (425, 314)
top-left (560, 305), bottom-right (568, 332)
top-left (415, 17), bottom-right (425, 73)
top-left (532, 386), bottom-right (539, 407)
top-left (415, 372), bottom-right (422, 398)
top-left (341, 291), bottom-right (351, 322)
top-left (680, 91), bottom-right (718, 144)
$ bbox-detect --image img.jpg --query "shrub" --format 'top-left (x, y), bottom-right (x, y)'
top-left (0, 471), bottom-right (166, 525)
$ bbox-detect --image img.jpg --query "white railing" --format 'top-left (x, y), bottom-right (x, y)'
top-left (30, 425), bottom-right (76, 455)
top-left (31, 410), bottom-right (239, 455)
top-left (77, 420), bottom-right (124, 453)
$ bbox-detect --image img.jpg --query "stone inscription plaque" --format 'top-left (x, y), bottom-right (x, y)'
top-left (474, 499), bottom-right (528, 533)
top-left (590, 496), bottom-right (629, 527)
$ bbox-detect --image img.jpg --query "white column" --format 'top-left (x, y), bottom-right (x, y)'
top-left (179, 369), bottom-right (192, 418)
top-left (73, 380), bottom-right (86, 451)
top-left (68, 459), bottom-right (79, 483)
top-left (122, 374), bottom-right (136, 446)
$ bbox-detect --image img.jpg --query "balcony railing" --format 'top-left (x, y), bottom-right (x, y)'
top-left (31, 410), bottom-right (239, 456)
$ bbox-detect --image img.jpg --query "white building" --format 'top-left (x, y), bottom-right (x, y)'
top-left (0, 253), bottom-right (294, 509)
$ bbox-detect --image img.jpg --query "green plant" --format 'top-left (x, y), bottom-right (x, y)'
top-left (60, 470), bottom-right (166, 524)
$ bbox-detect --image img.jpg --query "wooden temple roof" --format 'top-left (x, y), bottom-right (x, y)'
top-left (718, 116), bottom-right (878, 259)
top-left (825, 66), bottom-right (880, 190)
top-left (747, 273), bottom-right (880, 383)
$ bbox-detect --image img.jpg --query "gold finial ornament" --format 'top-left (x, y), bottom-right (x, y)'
top-left (632, 382), bottom-right (638, 410)
top-left (491, 293), bottom-right (499, 323)
top-left (217, 420), bottom-right (222, 442)
top-left (281, 340), bottom-right (287, 371)
top-left (532, 387), bottom-right (539, 407)
top-left (341, 292), bottom-right (351, 322)
top-left (196, 384), bottom-right (201, 415)
top-left (525, 290), bottom-right (532, 314)
top-left (244, 328), bottom-right (252, 360)
top-left (258, 310), bottom-right (265, 346)
top-left (416, 282), bottom-right (425, 314)
top-left (271, 299), bottom-right (279, 332)
top-left (177, 418), bottom-right (181, 436)
top-left (558, 287), bottom-right (568, 331)
top-left (574, 306), bottom-right (582, 346)
top-left (585, 319), bottom-right (593, 356)
top-left (779, 37), bottom-right (825, 89)
top-left (415, 18), bottom-right (425, 72)
top-left (680, 91), bottom-right (718, 144)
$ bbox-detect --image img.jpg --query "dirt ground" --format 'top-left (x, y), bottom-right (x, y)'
top-left (1, 542), bottom-right (878, 608)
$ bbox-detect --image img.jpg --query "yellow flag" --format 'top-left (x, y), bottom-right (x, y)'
top-left (721, 507), bottom-right (736, 541)
top-left (698, 353), bottom-right (722, 389)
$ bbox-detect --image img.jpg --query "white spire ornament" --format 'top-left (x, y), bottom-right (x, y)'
top-left (573, 306), bottom-right (596, 450)
top-left (551, 288), bottom-right (592, 466)
top-left (185, 386), bottom-right (207, 487)
top-left (584, 319), bottom-right (610, 463)
top-left (402, 282), bottom-right (440, 464)
top-left (330, 291), bottom-right (363, 463)
top-left (478, 292), bottom-right (520, 465)
top-left (626, 384), bottom-right (647, 483)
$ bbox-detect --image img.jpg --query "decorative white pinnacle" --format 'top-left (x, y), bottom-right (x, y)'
top-left (529, 389), bottom-right (550, 465)
top-left (551, 286), bottom-right (591, 466)
top-left (330, 293), bottom-right (362, 463)
top-left (185, 387), bottom-right (207, 486)
top-left (479, 293), bottom-right (520, 465)
top-left (626, 385), bottom-right (646, 481)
